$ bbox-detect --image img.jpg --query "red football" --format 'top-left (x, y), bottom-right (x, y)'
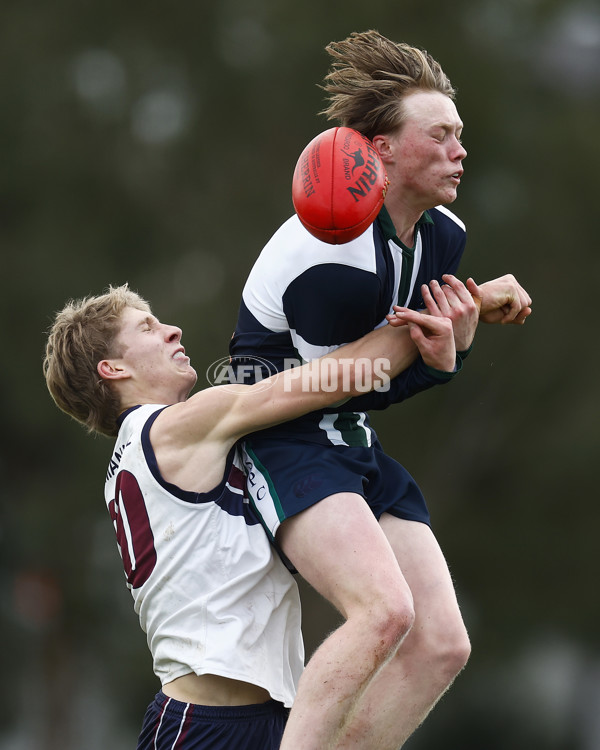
top-left (292, 126), bottom-right (388, 244)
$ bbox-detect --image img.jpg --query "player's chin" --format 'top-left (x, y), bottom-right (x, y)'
top-left (180, 365), bottom-right (198, 383)
top-left (438, 186), bottom-right (459, 204)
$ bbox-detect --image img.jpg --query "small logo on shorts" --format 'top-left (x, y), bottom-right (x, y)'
top-left (293, 474), bottom-right (323, 498)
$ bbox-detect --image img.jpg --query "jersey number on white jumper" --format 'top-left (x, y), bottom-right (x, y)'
top-left (108, 470), bottom-right (157, 588)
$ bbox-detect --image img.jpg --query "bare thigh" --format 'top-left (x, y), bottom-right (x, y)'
top-left (277, 493), bottom-right (414, 619)
top-left (379, 514), bottom-right (466, 637)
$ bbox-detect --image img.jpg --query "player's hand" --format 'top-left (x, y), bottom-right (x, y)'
top-left (427, 275), bottom-right (480, 352)
top-left (468, 274), bottom-right (532, 325)
top-left (387, 308), bottom-right (456, 372)
top-left (387, 275), bottom-right (480, 353)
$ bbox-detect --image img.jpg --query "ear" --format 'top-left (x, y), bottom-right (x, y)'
top-left (97, 359), bottom-right (129, 381)
top-left (372, 134), bottom-right (393, 163)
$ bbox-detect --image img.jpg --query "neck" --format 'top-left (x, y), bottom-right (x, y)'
top-left (385, 205), bottom-right (421, 247)
top-left (383, 190), bottom-right (425, 247)
top-left (118, 385), bottom-right (187, 413)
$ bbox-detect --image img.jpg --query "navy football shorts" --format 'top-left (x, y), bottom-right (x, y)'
top-left (242, 437), bottom-right (430, 542)
top-left (137, 691), bottom-right (289, 750)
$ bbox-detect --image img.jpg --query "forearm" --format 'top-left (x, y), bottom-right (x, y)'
top-left (333, 324), bottom-right (418, 384)
top-left (220, 309), bottom-right (458, 439)
top-left (279, 325), bottom-right (416, 401)
top-left (308, 303), bottom-right (457, 399)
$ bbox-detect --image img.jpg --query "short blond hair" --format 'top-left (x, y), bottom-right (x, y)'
top-left (321, 30), bottom-right (456, 141)
top-left (43, 284), bottom-right (151, 437)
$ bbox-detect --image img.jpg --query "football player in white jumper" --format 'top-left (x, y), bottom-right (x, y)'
top-left (43, 280), bottom-right (473, 749)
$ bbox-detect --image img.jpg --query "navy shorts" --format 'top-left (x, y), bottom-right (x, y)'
top-left (137, 691), bottom-right (289, 750)
top-left (242, 437), bottom-right (430, 542)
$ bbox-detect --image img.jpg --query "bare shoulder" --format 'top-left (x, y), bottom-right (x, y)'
top-left (151, 385), bottom-right (244, 450)
top-left (147, 387), bottom-right (244, 493)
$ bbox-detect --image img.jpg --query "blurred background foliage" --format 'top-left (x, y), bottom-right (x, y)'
top-left (1, 0), bottom-right (599, 747)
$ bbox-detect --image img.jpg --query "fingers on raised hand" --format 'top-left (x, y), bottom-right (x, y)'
top-left (422, 282), bottom-right (447, 316)
top-left (442, 274), bottom-right (471, 303)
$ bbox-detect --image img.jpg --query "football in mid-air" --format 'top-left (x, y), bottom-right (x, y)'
top-left (292, 126), bottom-right (388, 244)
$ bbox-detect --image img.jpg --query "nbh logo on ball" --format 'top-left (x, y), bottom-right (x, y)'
top-left (206, 356), bottom-right (278, 393)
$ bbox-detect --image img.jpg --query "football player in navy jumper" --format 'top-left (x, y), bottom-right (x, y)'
top-left (230, 30), bottom-right (532, 749)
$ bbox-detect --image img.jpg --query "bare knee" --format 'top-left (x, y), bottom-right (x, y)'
top-left (357, 594), bottom-right (416, 663)
top-left (396, 612), bottom-right (470, 688)
top-left (425, 620), bottom-right (471, 683)
top-left (438, 626), bottom-right (471, 678)
top-left (381, 598), bottom-right (416, 647)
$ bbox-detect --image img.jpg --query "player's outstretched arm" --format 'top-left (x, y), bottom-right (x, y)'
top-left (214, 323), bottom-right (415, 443)
top-left (467, 274), bottom-right (532, 325)
top-left (166, 307), bottom-right (451, 450)
top-left (150, 310), bottom-right (454, 490)
top-left (223, 302), bottom-right (458, 440)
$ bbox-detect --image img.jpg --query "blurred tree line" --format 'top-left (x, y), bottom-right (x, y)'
top-left (1, 0), bottom-right (599, 747)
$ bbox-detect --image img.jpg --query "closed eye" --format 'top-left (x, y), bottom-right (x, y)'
top-left (432, 126), bottom-right (463, 144)
top-left (138, 315), bottom-right (159, 332)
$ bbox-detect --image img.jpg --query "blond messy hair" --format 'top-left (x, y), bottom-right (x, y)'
top-left (321, 30), bottom-right (456, 141)
top-left (43, 284), bottom-right (151, 438)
